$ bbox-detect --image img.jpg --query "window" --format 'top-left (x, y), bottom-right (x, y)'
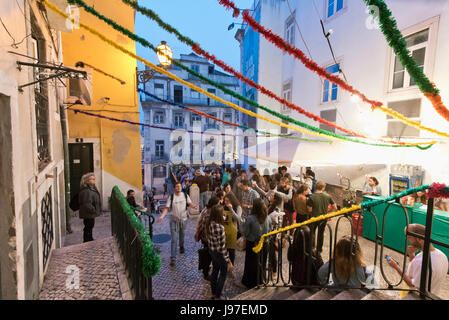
top-left (391, 29), bottom-right (429, 90)
top-left (207, 112), bottom-right (218, 128)
top-left (153, 111), bottom-right (164, 124)
top-left (322, 63), bottom-right (340, 103)
top-left (190, 88), bottom-right (200, 99)
top-left (285, 14), bottom-right (295, 46)
top-left (31, 12), bottom-right (51, 171)
top-left (207, 88), bottom-right (216, 106)
top-left (174, 112), bottom-right (184, 128)
top-left (327, 0), bottom-right (344, 18)
top-left (280, 119), bottom-right (289, 135)
top-left (386, 99), bottom-right (421, 137)
top-left (208, 65), bottom-right (214, 74)
top-left (191, 64), bottom-right (200, 73)
top-left (281, 82), bottom-right (292, 113)
top-left (191, 113), bottom-right (201, 126)
top-left (174, 85), bottom-right (183, 104)
top-left (223, 113), bottom-right (232, 124)
top-left (319, 109), bottom-right (337, 133)
top-left (154, 83), bottom-right (164, 97)
top-left (155, 140), bottom-right (165, 158)
top-left (153, 165), bottom-right (166, 178)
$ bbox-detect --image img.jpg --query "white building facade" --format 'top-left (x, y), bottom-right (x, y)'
top-left (238, 0), bottom-right (449, 194)
top-left (141, 53), bottom-right (243, 191)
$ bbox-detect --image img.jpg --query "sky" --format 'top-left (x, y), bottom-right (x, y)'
top-left (135, 0), bottom-right (254, 124)
top-left (134, 0), bottom-right (254, 74)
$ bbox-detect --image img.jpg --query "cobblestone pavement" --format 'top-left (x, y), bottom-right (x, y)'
top-left (39, 212), bottom-right (131, 300)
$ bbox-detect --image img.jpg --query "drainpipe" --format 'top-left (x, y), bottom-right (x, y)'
top-left (60, 104), bottom-right (72, 233)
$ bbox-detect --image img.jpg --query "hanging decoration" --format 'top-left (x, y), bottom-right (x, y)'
top-left (46, 0), bottom-right (435, 149)
top-left (427, 183), bottom-right (449, 199)
top-left (139, 88), bottom-right (332, 143)
top-left (363, 0), bottom-right (449, 123)
top-left (120, 0), bottom-right (374, 141)
top-left (56, 0), bottom-right (436, 150)
top-left (75, 61), bottom-right (126, 85)
top-left (214, 1), bottom-right (449, 140)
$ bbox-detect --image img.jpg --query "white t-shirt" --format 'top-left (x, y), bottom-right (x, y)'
top-left (166, 193), bottom-right (192, 221)
top-left (407, 248), bottom-right (448, 296)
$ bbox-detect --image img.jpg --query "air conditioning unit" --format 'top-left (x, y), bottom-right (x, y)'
top-left (65, 69), bottom-right (92, 106)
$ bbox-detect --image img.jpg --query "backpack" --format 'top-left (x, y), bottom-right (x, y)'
top-left (169, 192), bottom-right (189, 211)
top-left (69, 192), bottom-right (80, 211)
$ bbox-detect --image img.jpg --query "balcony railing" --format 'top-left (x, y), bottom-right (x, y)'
top-left (252, 185), bottom-right (449, 300)
top-left (151, 153), bottom-right (169, 162)
top-left (110, 186), bottom-right (160, 300)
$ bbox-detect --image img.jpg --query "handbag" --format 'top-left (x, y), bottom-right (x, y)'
top-left (198, 247), bottom-right (212, 271)
top-left (236, 236), bottom-right (246, 251)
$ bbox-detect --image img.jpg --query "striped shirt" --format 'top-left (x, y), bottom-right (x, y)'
top-left (208, 222), bottom-right (230, 263)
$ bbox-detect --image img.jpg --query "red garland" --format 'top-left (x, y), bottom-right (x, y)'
top-left (218, 0), bottom-right (240, 17)
top-left (428, 183), bottom-right (449, 199)
top-left (241, 10), bottom-right (384, 109)
top-left (191, 43), bottom-right (407, 146)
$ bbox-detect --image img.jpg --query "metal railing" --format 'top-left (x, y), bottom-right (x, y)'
top-left (253, 187), bottom-right (449, 300)
top-left (110, 187), bottom-right (160, 300)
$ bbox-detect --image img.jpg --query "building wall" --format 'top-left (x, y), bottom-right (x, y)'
top-left (0, 1), bottom-right (67, 299)
top-left (252, 0), bottom-right (449, 193)
top-left (61, 0), bottom-right (142, 206)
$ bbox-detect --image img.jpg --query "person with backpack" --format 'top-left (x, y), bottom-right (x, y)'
top-left (78, 172), bottom-right (101, 243)
top-left (196, 196), bottom-right (220, 280)
top-left (157, 181), bottom-right (197, 267)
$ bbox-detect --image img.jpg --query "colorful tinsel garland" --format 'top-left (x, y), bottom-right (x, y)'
top-left (363, 0), bottom-right (449, 123)
top-left (428, 183), bottom-right (449, 199)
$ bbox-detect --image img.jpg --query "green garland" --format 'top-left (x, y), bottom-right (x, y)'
top-left (68, 0), bottom-right (433, 149)
top-left (363, 0), bottom-right (437, 96)
top-left (361, 184), bottom-right (430, 209)
top-left (111, 186), bottom-right (161, 278)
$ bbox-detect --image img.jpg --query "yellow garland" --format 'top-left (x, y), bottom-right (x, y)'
top-left (44, 0), bottom-right (438, 146)
top-left (252, 204), bottom-right (361, 253)
top-left (375, 106), bottom-right (449, 139)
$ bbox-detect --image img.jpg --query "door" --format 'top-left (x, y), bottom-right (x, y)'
top-left (69, 143), bottom-right (94, 197)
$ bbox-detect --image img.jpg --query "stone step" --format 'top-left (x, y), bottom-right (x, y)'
top-left (306, 289), bottom-right (338, 300)
top-left (331, 289), bottom-right (367, 300)
top-left (232, 287), bottom-right (262, 300)
top-left (401, 291), bottom-right (423, 300)
top-left (362, 290), bottom-right (402, 300)
top-left (286, 288), bottom-right (318, 300)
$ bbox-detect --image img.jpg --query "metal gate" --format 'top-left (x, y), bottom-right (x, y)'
top-left (41, 188), bottom-right (54, 269)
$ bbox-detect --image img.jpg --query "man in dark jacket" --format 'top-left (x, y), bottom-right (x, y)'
top-left (79, 173), bottom-right (102, 242)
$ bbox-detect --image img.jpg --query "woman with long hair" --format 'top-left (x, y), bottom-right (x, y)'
top-left (293, 184), bottom-right (310, 223)
top-left (78, 172), bottom-right (101, 242)
top-left (318, 236), bottom-right (371, 288)
top-left (241, 198), bottom-right (272, 288)
top-left (207, 204), bottom-right (234, 300)
top-left (223, 193), bottom-right (243, 267)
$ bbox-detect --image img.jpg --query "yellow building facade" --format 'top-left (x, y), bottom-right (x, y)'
top-left (61, 0), bottom-right (142, 207)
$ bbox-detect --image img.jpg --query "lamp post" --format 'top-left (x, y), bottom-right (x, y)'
top-left (136, 41), bottom-right (173, 87)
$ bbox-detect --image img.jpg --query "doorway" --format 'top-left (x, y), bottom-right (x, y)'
top-left (69, 143), bottom-right (94, 196)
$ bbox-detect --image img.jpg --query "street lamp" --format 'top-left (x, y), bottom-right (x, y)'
top-left (136, 41), bottom-right (173, 86)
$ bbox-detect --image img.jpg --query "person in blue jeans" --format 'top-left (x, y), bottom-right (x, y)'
top-left (157, 182), bottom-right (197, 267)
top-left (207, 204), bottom-right (234, 300)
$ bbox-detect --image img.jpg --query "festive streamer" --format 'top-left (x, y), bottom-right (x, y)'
top-left (218, 0), bottom-right (240, 18)
top-left (427, 183), bottom-right (449, 199)
top-left (139, 88), bottom-right (332, 143)
top-left (253, 205), bottom-right (362, 253)
top-left (254, 183), bottom-right (444, 253)
top-left (76, 61), bottom-right (126, 85)
top-left (120, 0), bottom-right (377, 142)
top-left (375, 106), bottom-right (449, 139)
top-left (57, 0), bottom-right (436, 149)
top-left (214, 3), bottom-right (449, 140)
top-left (364, 0), bottom-right (449, 123)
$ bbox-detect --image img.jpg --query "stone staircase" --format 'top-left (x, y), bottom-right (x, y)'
top-left (233, 286), bottom-right (424, 301)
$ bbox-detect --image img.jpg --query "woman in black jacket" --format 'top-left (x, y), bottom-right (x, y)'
top-left (79, 172), bottom-right (102, 242)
